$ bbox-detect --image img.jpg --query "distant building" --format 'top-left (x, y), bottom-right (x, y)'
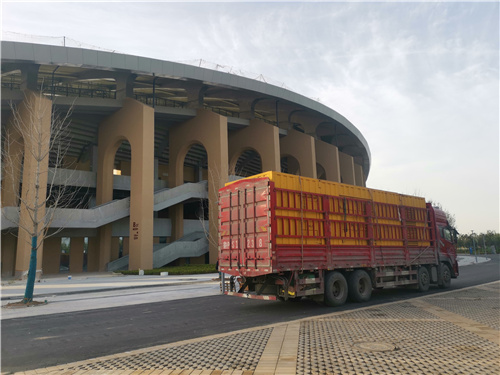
top-left (1, 41), bottom-right (370, 278)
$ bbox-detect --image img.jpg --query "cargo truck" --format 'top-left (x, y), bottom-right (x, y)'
top-left (218, 171), bottom-right (458, 306)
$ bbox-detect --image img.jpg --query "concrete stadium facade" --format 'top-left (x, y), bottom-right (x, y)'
top-left (1, 41), bottom-right (371, 278)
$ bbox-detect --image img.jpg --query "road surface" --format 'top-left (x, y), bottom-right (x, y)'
top-left (2, 255), bottom-right (498, 373)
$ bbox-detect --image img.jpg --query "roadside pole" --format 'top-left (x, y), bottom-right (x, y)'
top-left (472, 231), bottom-right (477, 263)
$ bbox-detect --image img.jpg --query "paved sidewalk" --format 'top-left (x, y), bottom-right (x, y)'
top-left (1, 272), bottom-right (222, 319)
top-left (1, 272), bottom-right (220, 300)
top-left (7, 281), bottom-right (500, 375)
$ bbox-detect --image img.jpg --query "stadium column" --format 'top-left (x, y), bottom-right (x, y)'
top-left (339, 151), bottom-right (356, 185)
top-left (280, 129), bottom-right (317, 179)
top-left (354, 164), bottom-right (366, 187)
top-left (228, 119), bottom-right (280, 173)
top-left (315, 139), bottom-right (341, 182)
top-left (169, 109), bottom-right (228, 263)
top-left (97, 98), bottom-right (155, 271)
top-left (1, 108), bottom-right (24, 277)
top-left (87, 237), bottom-right (99, 272)
top-left (69, 237), bottom-right (85, 273)
top-left (42, 237), bottom-right (61, 274)
top-left (1, 234), bottom-right (16, 277)
top-left (238, 99), bottom-right (255, 119)
top-left (9, 91), bottom-right (52, 279)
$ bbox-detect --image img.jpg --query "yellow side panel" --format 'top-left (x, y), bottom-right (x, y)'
top-left (226, 172), bottom-right (430, 248)
top-left (255, 171), bottom-right (426, 207)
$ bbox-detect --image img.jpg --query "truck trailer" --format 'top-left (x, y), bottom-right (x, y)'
top-left (218, 171), bottom-right (458, 306)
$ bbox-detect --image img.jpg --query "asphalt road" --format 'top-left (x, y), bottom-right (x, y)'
top-left (2, 255), bottom-right (499, 373)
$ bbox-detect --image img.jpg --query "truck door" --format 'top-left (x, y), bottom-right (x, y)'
top-left (439, 225), bottom-right (459, 275)
top-left (219, 178), bottom-right (272, 276)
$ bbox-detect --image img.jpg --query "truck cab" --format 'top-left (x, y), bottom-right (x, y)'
top-left (429, 204), bottom-right (459, 282)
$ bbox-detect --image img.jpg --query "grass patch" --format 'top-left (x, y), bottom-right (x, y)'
top-left (120, 264), bottom-right (217, 276)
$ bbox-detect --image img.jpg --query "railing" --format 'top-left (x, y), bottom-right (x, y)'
top-left (134, 94), bottom-right (185, 108)
top-left (2, 81), bottom-right (249, 119)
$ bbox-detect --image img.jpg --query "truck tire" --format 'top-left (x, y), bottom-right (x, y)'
top-left (324, 271), bottom-right (348, 307)
top-left (417, 266), bottom-right (430, 292)
top-left (348, 270), bottom-right (372, 302)
top-left (438, 263), bottom-right (451, 289)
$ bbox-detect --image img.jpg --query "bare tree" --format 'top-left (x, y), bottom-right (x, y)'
top-left (2, 90), bottom-right (79, 303)
top-left (197, 162), bottom-right (239, 252)
top-left (428, 199), bottom-right (456, 228)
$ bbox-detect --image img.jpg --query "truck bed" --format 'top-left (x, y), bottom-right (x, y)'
top-left (218, 172), bottom-right (437, 277)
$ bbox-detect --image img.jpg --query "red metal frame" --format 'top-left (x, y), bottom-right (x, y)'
top-left (219, 178), bottom-right (439, 278)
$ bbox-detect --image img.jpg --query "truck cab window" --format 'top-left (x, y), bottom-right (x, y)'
top-left (443, 228), bottom-right (452, 242)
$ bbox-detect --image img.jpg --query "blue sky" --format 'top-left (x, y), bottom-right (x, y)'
top-left (2, 1), bottom-right (499, 234)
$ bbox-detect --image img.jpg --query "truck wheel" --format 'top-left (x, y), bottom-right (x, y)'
top-left (348, 270), bottom-right (372, 302)
top-left (438, 264), bottom-right (451, 289)
top-left (324, 271), bottom-right (348, 307)
top-left (417, 266), bottom-right (430, 292)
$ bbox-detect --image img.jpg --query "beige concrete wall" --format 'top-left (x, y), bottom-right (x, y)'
top-left (69, 237), bottom-right (84, 273)
top-left (339, 151), bottom-right (356, 185)
top-left (97, 98), bottom-right (155, 271)
top-left (169, 109), bottom-right (228, 263)
top-left (228, 119), bottom-right (280, 174)
top-left (1, 233), bottom-right (17, 277)
top-left (280, 129), bottom-right (317, 178)
top-left (42, 237), bottom-right (61, 275)
top-left (315, 139), bottom-right (341, 182)
top-left (354, 164), bottom-right (366, 187)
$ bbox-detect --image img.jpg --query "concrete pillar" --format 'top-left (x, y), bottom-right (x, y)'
top-left (97, 98), bottom-right (155, 271)
top-left (123, 237), bottom-right (130, 257)
top-left (96, 225), bottom-right (112, 271)
top-left (185, 84), bottom-right (206, 109)
top-left (169, 109), bottom-right (228, 263)
top-left (87, 237), bottom-right (99, 272)
top-left (354, 164), bottom-right (366, 187)
top-left (10, 91), bottom-right (52, 279)
top-left (42, 237), bottom-right (61, 275)
top-left (228, 119), bottom-right (280, 174)
top-left (154, 158), bottom-right (159, 180)
top-left (115, 73), bottom-right (136, 100)
top-left (1, 233), bottom-right (17, 277)
top-left (238, 99), bottom-right (255, 119)
top-left (92, 146), bottom-right (98, 172)
top-left (339, 151), bottom-right (356, 185)
top-left (111, 237), bottom-right (120, 261)
top-left (1, 118), bottom-right (23, 278)
top-left (69, 237), bottom-right (84, 273)
top-left (315, 139), bottom-right (341, 182)
top-left (1, 124), bottom-right (24, 207)
top-left (280, 129), bottom-right (317, 179)
top-left (20, 64), bottom-right (39, 91)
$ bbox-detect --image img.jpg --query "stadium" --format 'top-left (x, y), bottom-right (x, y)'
top-left (1, 41), bottom-right (370, 278)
